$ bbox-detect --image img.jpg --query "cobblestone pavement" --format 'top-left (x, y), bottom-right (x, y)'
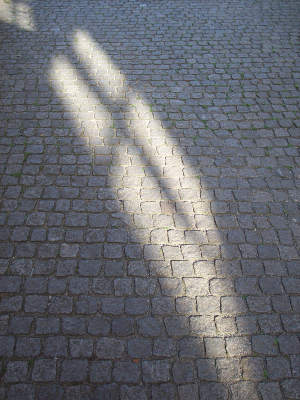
top-left (0, 0), bottom-right (300, 398)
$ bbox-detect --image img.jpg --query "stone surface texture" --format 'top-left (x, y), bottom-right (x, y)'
top-left (0, 0), bottom-right (299, 398)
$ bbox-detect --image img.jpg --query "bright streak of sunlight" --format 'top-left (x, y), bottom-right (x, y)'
top-left (0, 0), bottom-right (35, 31)
top-left (15, 1), bottom-right (34, 31)
top-left (0, 0), bottom-right (13, 24)
top-left (50, 30), bottom-right (239, 340)
top-left (51, 30), bottom-right (217, 243)
top-left (49, 55), bottom-right (112, 140)
top-left (73, 30), bottom-right (126, 99)
top-left (48, 27), bottom-right (256, 386)
top-left (72, 30), bottom-right (213, 220)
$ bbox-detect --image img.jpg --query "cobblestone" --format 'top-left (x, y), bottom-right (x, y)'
top-left (32, 359), bottom-right (56, 382)
top-left (4, 361), bottom-right (28, 383)
top-left (61, 360), bottom-right (88, 382)
top-left (0, 0), bottom-right (299, 396)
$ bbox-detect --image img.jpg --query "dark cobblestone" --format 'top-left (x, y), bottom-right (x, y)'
top-left (96, 338), bottom-right (125, 359)
top-left (7, 384), bottom-right (35, 400)
top-left (142, 360), bottom-right (170, 383)
top-left (128, 338), bottom-right (152, 358)
top-left (113, 361), bottom-right (140, 383)
top-left (4, 361), bottom-right (28, 383)
top-left (15, 337), bottom-right (41, 357)
top-left (9, 316), bottom-right (33, 334)
top-left (90, 361), bottom-right (112, 383)
top-left (60, 360), bottom-right (88, 382)
top-left (44, 336), bottom-right (68, 357)
top-left (32, 359), bottom-right (56, 382)
top-left (120, 385), bottom-right (147, 400)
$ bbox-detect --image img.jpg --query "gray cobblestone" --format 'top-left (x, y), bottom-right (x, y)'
top-left (101, 297), bottom-right (124, 314)
top-left (4, 361), bottom-right (28, 383)
top-left (199, 382), bottom-right (228, 400)
top-left (113, 361), bottom-right (140, 383)
top-left (226, 337), bottom-right (252, 357)
top-left (205, 337), bottom-right (226, 357)
top-left (61, 360), bottom-right (88, 382)
top-left (0, 296), bottom-right (22, 312)
top-left (138, 317), bottom-right (163, 337)
top-left (173, 361), bottom-right (195, 383)
top-left (165, 316), bottom-right (189, 336)
top-left (44, 336), bottom-right (68, 357)
top-left (291, 355), bottom-right (300, 377)
top-left (179, 337), bottom-right (204, 358)
top-left (267, 357), bottom-right (292, 379)
top-left (69, 277), bottom-right (89, 295)
top-left (76, 295), bottom-right (98, 314)
top-left (281, 379), bottom-right (300, 399)
top-left (90, 361), bottom-right (112, 383)
top-left (48, 278), bottom-right (67, 294)
top-left (153, 338), bottom-right (176, 358)
top-left (152, 297), bottom-right (175, 315)
top-left (25, 277), bottom-right (47, 294)
top-left (7, 384), bottom-right (35, 400)
top-left (1, 0), bottom-right (300, 393)
top-left (120, 385), bottom-right (147, 400)
top-left (112, 316), bottom-right (134, 336)
top-left (278, 335), bottom-right (300, 355)
top-left (190, 316), bottom-right (216, 336)
top-left (78, 260), bottom-right (101, 276)
top-left (252, 335), bottom-right (279, 355)
top-left (128, 338), bottom-right (152, 358)
top-left (136, 278), bottom-right (157, 296)
top-left (258, 382), bottom-right (283, 400)
top-left (9, 317), bottom-right (33, 334)
top-left (159, 278), bottom-right (183, 297)
top-left (152, 383), bottom-right (176, 400)
top-left (36, 318), bottom-right (59, 334)
top-left (96, 338), bottom-right (125, 359)
top-left (93, 384), bottom-right (119, 399)
top-left (32, 359), bottom-right (56, 382)
top-left (70, 338), bottom-right (93, 357)
top-left (114, 278), bottom-right (133, 296)
top-left (217, 358), bottom-right (241, 382)
top-left (15, 337), bottom-right (41, 357)
top-left (231, 382), bottom-right (259, 400)
top-left (242, 357), bottom-right (265, 381)
top-left (142, 360), bottom-right (170, 383)
top-left (125, 297), bottom-right (150, 315)
top-left (87, 316), bottom-right (110, 336)
top-left (25, 295), bottom-right (48, 313)
top-left (62, 317), bottom-right (86, 335)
